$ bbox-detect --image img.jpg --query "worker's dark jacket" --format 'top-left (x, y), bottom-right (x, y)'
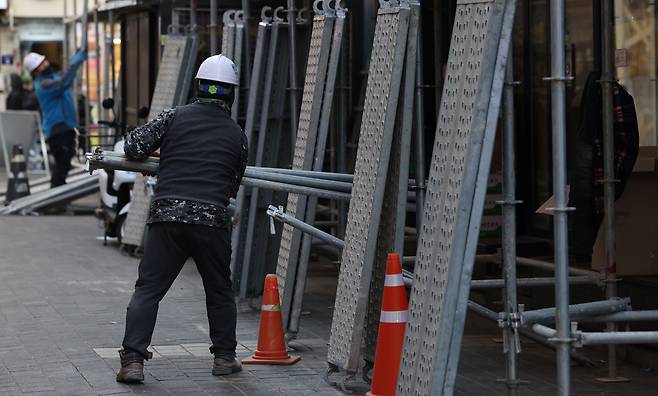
top-left (124, 99), bottom-right (248, 228)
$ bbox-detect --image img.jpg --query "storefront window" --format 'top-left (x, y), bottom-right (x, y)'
top-left (615, 0), bottom-right (657, 146)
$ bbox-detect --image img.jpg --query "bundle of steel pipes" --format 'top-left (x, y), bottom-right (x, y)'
top-left (85, 149), bottom-right (352, 200)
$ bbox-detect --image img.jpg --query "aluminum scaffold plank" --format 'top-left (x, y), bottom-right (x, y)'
top-left (327, 0), bottom-right (410, 374)
top-left (275, 0), bottom-right (336, 329)
top-left (287, 2), bottom-right (348, 337)
top-left (397, 0), bottom-right (516, 394)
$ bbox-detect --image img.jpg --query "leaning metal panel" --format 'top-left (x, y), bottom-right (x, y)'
top-left (239, 19), bottom-right (291, 299)
top-left (396, 1), bottom-right (510, 394)
top-left (327, 4), bottom-right (410, 372)
top-left (362, 1), bottom-right (419, 364)
top-left (275, 5), bottom-right (335, 329)
top-left (122, 35), bottom-right (191, 247)
top-left (288, 5), bottom-right (347, 336)
top-left (442, 1), bottom-right (516, 393)
top-left (222, 10), bottom-right (236, 58)
top-left (229, 14), bottom-right (271, 280)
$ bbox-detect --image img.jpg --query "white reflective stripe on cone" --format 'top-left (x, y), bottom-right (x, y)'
top-left (380, 310), bottom-right (409, 323)
top-left (261, 304), bottom-right (281, 312)
top-left (384, 273), bottom-right (404, 287)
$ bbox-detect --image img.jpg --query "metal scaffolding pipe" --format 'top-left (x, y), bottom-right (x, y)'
top-left (549, 0), bottom-right (572, 391)
top-left (102, 10), bottom-right (112, 128)
top-left (94, 2), bottom-right (101, 131)
top-left (287, 0), bottom-right (301, 158)
top-left (521, 298), bottom-right (631, 325)
top-left (600, 0), bottom-right (622, 381)
top-left (468, 302), bottom-right (594, 367)
top-left (413, 3), bottom-right (427, 232)
top-left (241, 178), bottom-right (350, 201)
top-left (579, 331), bottom-right (658, 345)
top-left (246, 169), bottom-right (352, 192)
top-left (401, 273), bottom-right (595, 290)
top-left (209, 0), bottom-right (218, 54)
top-left (516, 257), bottom-right (598, 278)
top-left (575, 310), bottom-right (658, 324)
top-left (501, 42), bottom-right (520, 395)
top-left (470, 276), bottom-right (596, 290)
top-left (533, 324), bottom-right (658, 346)
top-left (190, 0), bottom-right (197, 28)
top-left (267, 205), bottom-right (345, 249)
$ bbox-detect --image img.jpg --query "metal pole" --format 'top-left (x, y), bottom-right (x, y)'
top-left (241, 178), bottom-right (351, 201)
top-left (502, 44), bottom-right (520, 396)
top-left (468, 302), bottom-right (595, 367)
top-left (533, 324), bottom-right (658, 346)
top-left (103, 11), bottom-right (111, 124)
top-left (82, 0), bottom-right (90, 149)
top-left (599, 0), bottom-right (626, 383)
top-left (413, 1), bottom-right (427, 231)
top-left (287, 0), bottom-right (301, 159)
top-left (241, 0), bottom-right (252, 86)
top-left (515, 256), bottom-right (599, 278)
top-left (267, 205), bottom-right (345, 249)
top-left (109, 11), bottom-right (115, 99)
top-left (548, 0), bottom-right (572, 393)
top-left (520, 298), bottom-right (631, 325)
top-left (574, 310), bottom-right (658, 324)
top-left (210, 0), bottom-right (218, 54)
top-left (580, 331), bottom-right (658, 345)
top-left (190, 0), bottom-right (197, 29)
top-left (469, 276), bottom-right (596, 290)
top-left (63, 0), bottom-right (69, 69)
top-left (94, 2), bottom-right (101, 127)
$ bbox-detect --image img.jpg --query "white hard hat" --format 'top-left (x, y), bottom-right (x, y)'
top-left (195, 54), bottom-right (239, 86)
top-left (23, 52), bottom-right (46, 73)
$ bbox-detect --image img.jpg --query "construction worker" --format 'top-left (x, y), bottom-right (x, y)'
top-left (23, 50), bottom-right (87, 187)
top-left (116, 55), bottom-right (248, 383)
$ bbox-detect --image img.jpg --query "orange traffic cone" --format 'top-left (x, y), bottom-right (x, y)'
top-left (366, 253), bottom-right (409, 396)
top-left (242, 274), bottom-right (301, 365)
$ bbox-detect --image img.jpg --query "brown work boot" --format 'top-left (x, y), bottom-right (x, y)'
top-left (212, 356), bottom-right (242, 376)
top-left (116, 349), bottom-right (144, 383)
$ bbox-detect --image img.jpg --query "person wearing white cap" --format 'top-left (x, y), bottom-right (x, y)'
top-left (23, 49), bottom-right (87, 187)
top-left (116, 55), bottom-right (247, 384)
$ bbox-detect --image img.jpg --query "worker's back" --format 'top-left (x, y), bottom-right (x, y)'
top-left (155, 101), bottom-right (247, 208)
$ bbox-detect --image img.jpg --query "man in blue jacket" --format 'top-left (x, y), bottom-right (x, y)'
top-left (23, 50), bottom-right (87, 187)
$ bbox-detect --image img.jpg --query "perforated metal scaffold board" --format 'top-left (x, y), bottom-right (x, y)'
top-left (327, 0), bottom-right (410, 373)
top-left (122, 34), bottom-right (197, 247)
top-left (397, 0), bottom-right (516, 394)
top-left (286, 3), bottom-right (347, 336)
top-left (275, 0), bottom-right (336, 329)
top-left (361, 0), bottom-right (420, 364)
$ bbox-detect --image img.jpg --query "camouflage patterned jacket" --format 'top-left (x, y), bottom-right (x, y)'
top-left (124, 99), bottom-right (248, 228)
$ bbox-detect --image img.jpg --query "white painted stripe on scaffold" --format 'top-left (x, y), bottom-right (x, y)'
top-left (380, 310), bottom-right (409, 323)
top-left (384, 274), bottom-right (404, 287)
top-left (261, 304), bottom-right (281, 312)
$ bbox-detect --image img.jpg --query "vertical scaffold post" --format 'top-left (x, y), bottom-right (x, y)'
top-left (501, 44), bottom-right (522, 395)
top-left (210, 0), bottom-right (218, 55)
top-left (548, 0), bottom-right (572, 394)
top-left (597, 0), bottom-right (628, 384)
top-left (287, 0), bottom-right (301, 156)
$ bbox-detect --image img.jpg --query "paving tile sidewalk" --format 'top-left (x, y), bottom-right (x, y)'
top-left (0, 216), bottom-right (343, 395)
top-left (1, 215), bottom-right (657, 395)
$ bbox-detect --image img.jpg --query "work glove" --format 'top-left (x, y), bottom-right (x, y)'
top-left (71, 49), bottom-right (88, 66)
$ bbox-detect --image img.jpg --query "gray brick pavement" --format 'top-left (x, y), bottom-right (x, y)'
top-left (0, 216), bottom-right (656, 395)
top-left (0, 216), bottom-right (344, 395)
